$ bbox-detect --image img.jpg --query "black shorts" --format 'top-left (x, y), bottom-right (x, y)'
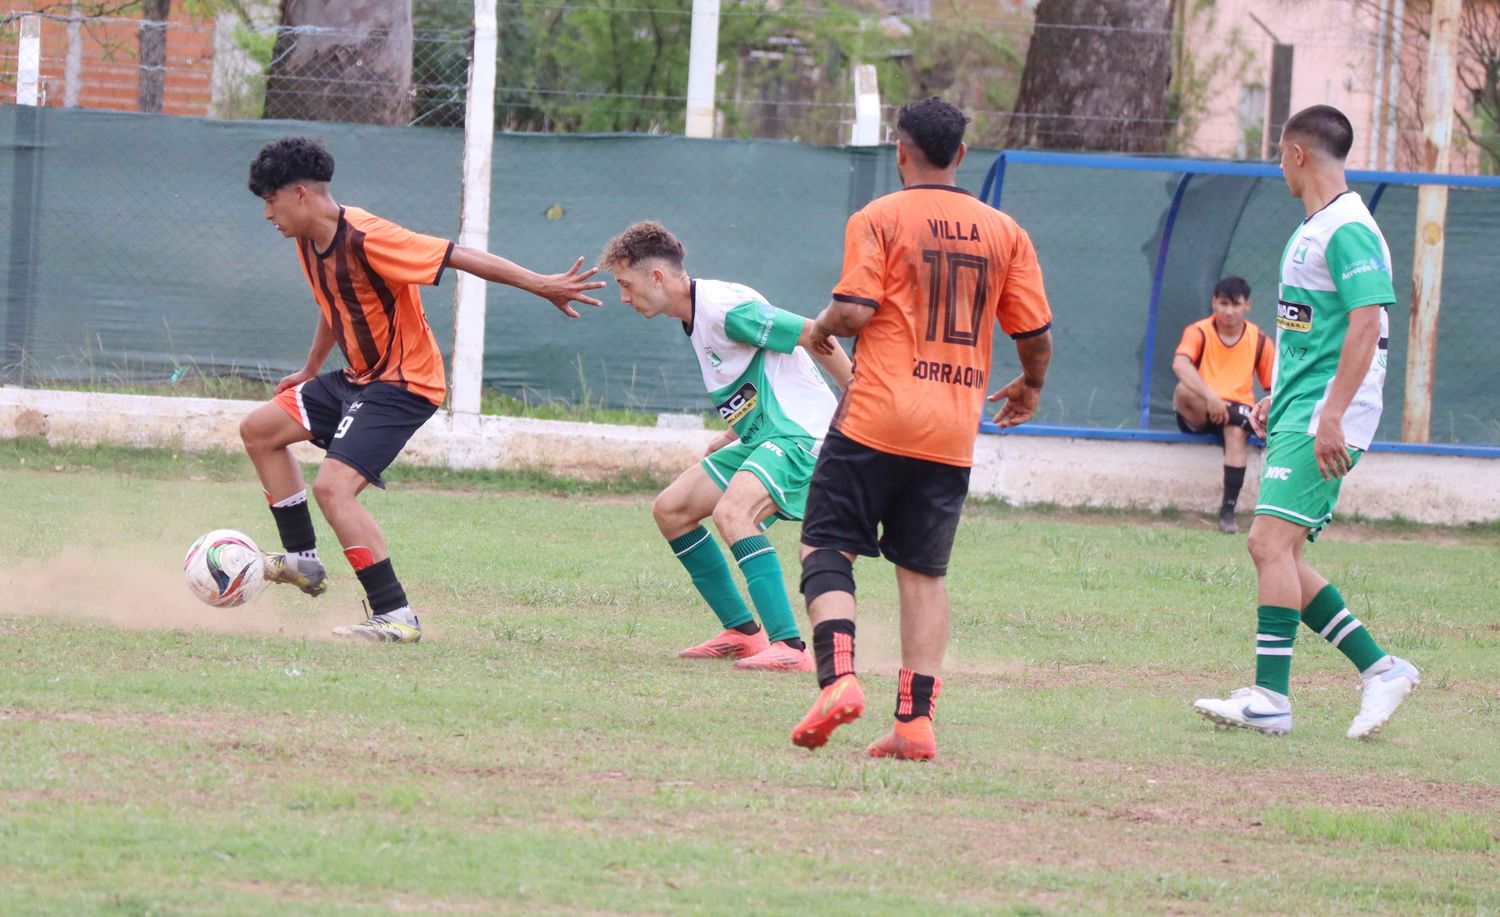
top-left (274, 371), bottom-right (437, 487)
top-left (1175, 401), bottom-right (1254, 439)
top-left (800, 429), bottom-right (971, 577)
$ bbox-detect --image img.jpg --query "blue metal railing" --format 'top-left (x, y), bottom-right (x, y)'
top-left (974, 150), bottom-right (1500, 459)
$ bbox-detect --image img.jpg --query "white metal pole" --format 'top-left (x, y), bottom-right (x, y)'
top-left (849, 64), bottom-right (880, 146)
top-left (684, 0), bottom-right (720, 138)
top-left (450, 0), bottom-right (498, 419)
top-left (1402, 0), bottom-right (1460, 443)
top-left (17, 14), bottom-right (41, 106)
top-left (65, 3), bottom-right (83, 107)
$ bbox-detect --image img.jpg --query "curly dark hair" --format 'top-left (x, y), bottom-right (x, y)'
top-left (896, 97), bottom-right (969, 169)
top-left (1282, 105), bottom-right (1354, 161)
top-left (599, 220), bottom-right (686, 271)
top-left (247, 136), bottom-right (335, 198)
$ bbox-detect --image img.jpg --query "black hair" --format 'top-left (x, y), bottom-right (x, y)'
top-left (895, 97), bottom-right (969, 169)
top-left (1282, 105), bottom-right (1354, 160)
top-left (247, 136), bottom-right (335, 198)
top-left (1212, 276), bottom-right (1251, 302)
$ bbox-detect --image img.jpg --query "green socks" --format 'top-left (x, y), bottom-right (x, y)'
top-left (669, 526), bottom-right (753, 631)
top-left (731, 535), bottom-right (802, 645)
top-left (1254, 605), bottom-right (1300, 697)
top-left (1300, 584), bottom-right (1388, 673)
top-left (1252, 585), bottom-right (1389, 697)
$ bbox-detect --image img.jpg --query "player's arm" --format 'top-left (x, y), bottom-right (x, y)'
top-left (988, 329), bottom-right (1052, 428)
top-left (1312, 304), bottom-right (1384, 479)
top-left (989, 226), bottom-right (1053, 428)
top-left (448, 248), bottom-right (606, 319)
top-left (812, 298), bottom-right (875, 341)
top-left (799, 319), bottom-right (853, 390)
top-left (276, 312), bottom-right (336, 393)
top-left (818, 208), bottom-right (883, 345)
top-left (1171, 354), bottom-right (1229, 424)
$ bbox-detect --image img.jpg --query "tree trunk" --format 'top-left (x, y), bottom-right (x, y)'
top-left (137, 0), bottom-right (171, 113)
top-left (1007, 0), bottom-right (1174, 153)
top-left (263, 0), bottom-right (414, 125)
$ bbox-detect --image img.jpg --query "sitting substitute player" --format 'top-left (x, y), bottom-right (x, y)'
top-left (1171, 276), bottom-right (1275, 533)
top-left (599, 221), bottom-right (853, 671)
top-left (790, 97), bottom-right (1054, 759)
top-left (1194, 105), bottom-right (1419, 737)
top-left (239, 137), bottom-right (604, 642)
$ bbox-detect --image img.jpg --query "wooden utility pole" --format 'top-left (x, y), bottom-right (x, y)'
top-left (1402, 0), bottom-right (1461, 443)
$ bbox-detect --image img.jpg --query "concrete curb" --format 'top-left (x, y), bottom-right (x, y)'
top-left (2, 387), bottom-right (1495, 525)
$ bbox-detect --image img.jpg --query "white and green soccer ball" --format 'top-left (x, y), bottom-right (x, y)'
top-left (183, 529), bottom-right (267, 608)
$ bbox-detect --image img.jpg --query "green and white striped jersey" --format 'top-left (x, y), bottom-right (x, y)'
top-left (1271, 191), bottom-right (1394, 450)
top-left (685, 279), bottom-right (837, 446)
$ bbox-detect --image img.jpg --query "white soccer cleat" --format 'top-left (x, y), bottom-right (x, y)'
top-left (332, 612), bottom-right (422, 644)
top-left (1193, 686), bottom-right (1293, 736)
top-left (1347, 657), bottom-right (1419, 740)
top-left (262, 552), bottom-right (328, 597)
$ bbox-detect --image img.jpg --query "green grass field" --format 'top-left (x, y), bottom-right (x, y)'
top-left (2, 439), bottom-right (1498, 915)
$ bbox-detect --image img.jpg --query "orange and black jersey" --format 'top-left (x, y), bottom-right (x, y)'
top-left (831, 185), bottom-right (1052, 467)
top-left (295, 206), bottom-right (453, 406)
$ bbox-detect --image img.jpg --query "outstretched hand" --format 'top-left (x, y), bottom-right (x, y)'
top-left (539, 257), bottom-right (608, 318)
top-left (987, 374), bottom-right (1041, 428)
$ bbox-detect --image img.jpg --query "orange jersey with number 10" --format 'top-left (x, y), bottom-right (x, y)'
top-left (831, 185), bottom-right (1052, 467)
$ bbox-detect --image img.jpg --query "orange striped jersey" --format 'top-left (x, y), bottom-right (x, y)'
top-left (1174, 317), bottom-right (1273, 406)
top-left (294, 206), bottom-right (453, 406)
top-left (831, 185), bottom-right (1052, 467)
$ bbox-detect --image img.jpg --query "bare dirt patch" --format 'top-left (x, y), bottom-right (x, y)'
top-left (0, 548), bottom-right (346, 640)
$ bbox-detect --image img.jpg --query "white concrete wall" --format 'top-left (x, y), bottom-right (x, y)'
top-left (2, 387), bottom-right (1495, 525)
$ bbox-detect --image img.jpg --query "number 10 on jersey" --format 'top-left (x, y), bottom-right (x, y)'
top-left (922, 250), bottom-right (989, 347)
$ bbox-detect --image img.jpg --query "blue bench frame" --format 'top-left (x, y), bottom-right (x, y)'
top-left (974, 150), bottom-right (1500, 459)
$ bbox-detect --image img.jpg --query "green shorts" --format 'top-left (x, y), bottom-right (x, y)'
top-left (1255, 432), bottom-right (1363, 540)
top-left (701, 436), bottom-right (818, 522)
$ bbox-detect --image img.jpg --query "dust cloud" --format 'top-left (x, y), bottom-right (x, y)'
top-left (0, 546), bottom-right (349, 640)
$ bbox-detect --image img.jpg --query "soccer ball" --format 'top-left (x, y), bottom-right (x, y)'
top-left (184, 529), bottom-right (267, 608)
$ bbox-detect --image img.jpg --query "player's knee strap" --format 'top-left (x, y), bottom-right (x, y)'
top-left (800, 548), bottom-right (854, 603)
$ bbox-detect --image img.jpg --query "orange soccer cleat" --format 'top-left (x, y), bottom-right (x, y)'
top-left (867, 717), bottom-right (937, 761)
top-left (791, 674), bottom-right (865, 749)
top-left (734, 640), bottom-right (814, 672)
top-left (677, 627), bottom-right (769, 660)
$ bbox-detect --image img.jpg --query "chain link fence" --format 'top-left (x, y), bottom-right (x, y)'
top-left (2, 3), bottom-right (1498, 447)
top-left (0, 7), bottom-right (472, 126)
top-left (0, 1), bottom-right (1273, 148)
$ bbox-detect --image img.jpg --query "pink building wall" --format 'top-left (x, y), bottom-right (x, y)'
top-left (1181, 0), bottom-right (1490, 173)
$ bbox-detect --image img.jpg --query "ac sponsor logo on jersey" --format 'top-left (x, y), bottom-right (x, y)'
top-left (912, 359), bottom-right (986, 389)
top-left (1264, 465), bottom-right (1293, 481)
top-left (1276, 300), bottom-right (1313, 333)
top-left (716, 381), bottom-right (759, 426)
